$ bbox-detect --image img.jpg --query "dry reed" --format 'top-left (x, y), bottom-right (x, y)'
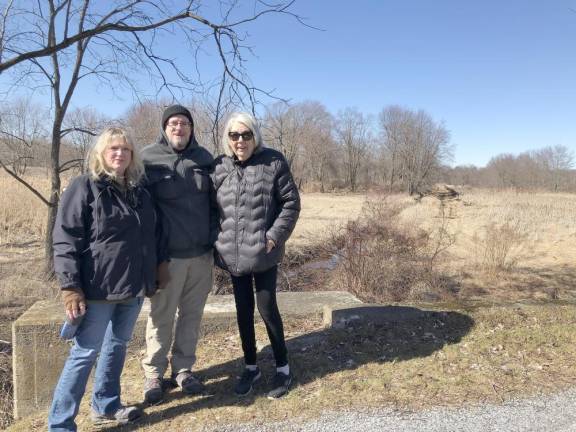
top-left (0, 170), bottom-right (50, 245)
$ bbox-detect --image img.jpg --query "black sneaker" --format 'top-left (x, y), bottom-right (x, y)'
top-left (234, 367), bottom-right (261, 396)
top-left (171, 370), bottom-right (206, 395)
top-left (267, 372), bottom-right (292, 399)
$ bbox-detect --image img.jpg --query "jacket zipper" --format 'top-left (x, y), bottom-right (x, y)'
top-left (112, 185), bottom-right (144, 293)
top-left (234, 164), bottom-right (240, 274)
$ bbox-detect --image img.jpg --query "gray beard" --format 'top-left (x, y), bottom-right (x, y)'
top-left (161, 130), bottom-right (189, 151)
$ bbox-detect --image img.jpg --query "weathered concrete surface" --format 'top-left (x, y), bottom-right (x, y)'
top-left (323, 303), bottom-right (428, 328)
top-left (12, 291), bottom-right (361, 419)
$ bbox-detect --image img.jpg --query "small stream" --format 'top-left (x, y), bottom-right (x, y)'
top-left (286, 253), bottom-right (341, 278)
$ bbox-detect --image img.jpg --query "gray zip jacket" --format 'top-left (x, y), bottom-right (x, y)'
top-left (142, 134), bottom-right (217, 258)
top-left (213, 147), bottom-right (300, 276)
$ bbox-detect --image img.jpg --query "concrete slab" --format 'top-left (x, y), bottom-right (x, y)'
top-left (324, 304), bottom-right (428, 329)
top-left (12, 291), bottom-right (361, 419)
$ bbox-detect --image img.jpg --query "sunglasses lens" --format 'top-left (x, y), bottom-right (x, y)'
top-left (228, 131), bottom-right (253, 141)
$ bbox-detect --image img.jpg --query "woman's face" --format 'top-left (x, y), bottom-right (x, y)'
top-left (103, 137), bottom-right (132, 176)
top-left (227, 121), bottom-right (255, 161)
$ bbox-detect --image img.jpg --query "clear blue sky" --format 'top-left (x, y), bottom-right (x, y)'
top-left (240, 0), bottom-right (576, 167)
top-left (5, 1), bottom-right (576, 167)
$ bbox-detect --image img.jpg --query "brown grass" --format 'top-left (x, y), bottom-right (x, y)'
top-left (401, 189), bottom-right (576, 301)
top-left (0, 170), bottom-right (49, 245)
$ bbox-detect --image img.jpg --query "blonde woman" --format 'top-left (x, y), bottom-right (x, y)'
top-left (49, 127), bottom-right (167, 431)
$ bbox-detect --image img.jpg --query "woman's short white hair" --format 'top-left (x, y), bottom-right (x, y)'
top-left (86, 127), bottom-right (144, 184)
top-left (221, 112), bottom-right (263, 157)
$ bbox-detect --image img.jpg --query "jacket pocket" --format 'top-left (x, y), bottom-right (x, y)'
top-left (147, 167), bottom-right (181, 200)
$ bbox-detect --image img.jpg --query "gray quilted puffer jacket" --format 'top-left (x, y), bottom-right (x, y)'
top-left (213, 147), bottom-right (300, 276)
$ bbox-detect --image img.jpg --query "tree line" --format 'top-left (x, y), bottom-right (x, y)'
top-left (443, 146), bottom-right (576, 192)
top-left (2, 97), bottom-right (575, 195)
top-left (0, 98), bottom-right (455, 192)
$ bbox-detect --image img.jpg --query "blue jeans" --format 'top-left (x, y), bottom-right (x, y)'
top-left (48, 297), bottom-right (143, 432)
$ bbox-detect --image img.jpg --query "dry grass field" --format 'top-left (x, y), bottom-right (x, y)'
top-left (1, 172), bottom-right (574, 303)
top-left (1, 173), bottom-right (576, 430)
top-left (401, 189), bottom-right (576, 301)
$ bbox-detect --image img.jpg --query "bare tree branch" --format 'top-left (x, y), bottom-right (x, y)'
top-left (0, 158), bottom-right (51, 206)
top-left (0, 7), bottom-right (226, 72)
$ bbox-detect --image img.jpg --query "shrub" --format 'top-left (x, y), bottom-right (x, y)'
top-left (328, 196), bottom-right (457, 303)
top-left (472, 220), bottom-right (527, 275)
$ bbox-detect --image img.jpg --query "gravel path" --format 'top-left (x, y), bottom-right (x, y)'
top-left (206, 388), bottom-right (576, 432)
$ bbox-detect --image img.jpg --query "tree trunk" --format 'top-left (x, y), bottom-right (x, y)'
top-left (45, 117), bottom-right (63, 273)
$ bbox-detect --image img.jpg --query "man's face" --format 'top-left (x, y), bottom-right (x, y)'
top-left (164, 114), bottom-right (192, 151)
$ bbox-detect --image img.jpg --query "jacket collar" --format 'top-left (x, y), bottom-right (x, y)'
top-left (231, 145), bottom-right (265, 166)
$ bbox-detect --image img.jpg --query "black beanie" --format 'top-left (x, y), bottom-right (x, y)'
top-left (161, 105), bottom-right (193, 128)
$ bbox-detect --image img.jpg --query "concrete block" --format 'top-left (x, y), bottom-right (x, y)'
top-left (323, 304), bottom-right (427, 329)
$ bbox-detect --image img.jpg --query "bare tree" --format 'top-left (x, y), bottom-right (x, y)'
top-left (379, 106), bottom-right (452, 195)
top-left (379, 105), bottom-right (410, 191)
top-left (296, 101), bottom-right (336, 192)
top-left (61, 106), bottom-right (109, 173)
top-left (123, 100), bottom-right (167, 150)
top-left (483, 145), bottom-right (575, 192)
top-left (532, 145), bottom-right (574, 191)
top-left (401, 110), bottom-right (452, 195)
top-left (188, 99), bottom-right (235, 155)
top-left (0, 0), bottom-right (304, 263)
top-left (335, 108), bottom-right (371, 192)
top-left (0, 98), bottom-right (49, 177)
top-left (263, 101), bottom-right (301, 169)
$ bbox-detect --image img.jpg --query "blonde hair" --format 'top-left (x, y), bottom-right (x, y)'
top-left (221, 112), bottom-right (263, 157)
top-left (87, 127), bottom-right (144, 184)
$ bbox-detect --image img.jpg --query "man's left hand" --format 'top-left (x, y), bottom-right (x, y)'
top-left (156, 261), bottom-right (171, 291)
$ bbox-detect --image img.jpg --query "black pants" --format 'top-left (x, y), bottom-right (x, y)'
top-left (231, 265), bottom-right (288, 367)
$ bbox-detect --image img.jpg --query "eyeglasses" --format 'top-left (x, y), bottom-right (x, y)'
top-left (228, 131), bottom-right (254, 141)
top-left (107, 146), bottom-right (132, 154)
top-left (167, 121), bottom-right (192, 128)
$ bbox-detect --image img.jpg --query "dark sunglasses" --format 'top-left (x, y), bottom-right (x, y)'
top-left (228, 131), bottom-right (254, 141)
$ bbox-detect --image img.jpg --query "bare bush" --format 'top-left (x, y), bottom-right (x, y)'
top-left (472, 221), bottom-right (528, 275)
top-left (327, 196), bottom-right (457, 303)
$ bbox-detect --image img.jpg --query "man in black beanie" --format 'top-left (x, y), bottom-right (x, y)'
top-left (141, 104), bottom-right (217, 404)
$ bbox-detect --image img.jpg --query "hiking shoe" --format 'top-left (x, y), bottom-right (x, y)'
top-left (91, 405), bottom-right (142, 425)
top-left (234, 367), bottom-right (261, 396)
top-left (171, 370), bottom-right (206, 395)
top-left (143, 377), bottom-right (164, 405)
top-left (267, 372), bottom-right (292, 399)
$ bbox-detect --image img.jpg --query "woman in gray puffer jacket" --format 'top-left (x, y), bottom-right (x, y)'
top-left (213, 112), bottom-right (300, 399)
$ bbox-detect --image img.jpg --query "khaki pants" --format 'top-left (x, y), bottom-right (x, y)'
top-left (142, 251), bottom-right (213, 378)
